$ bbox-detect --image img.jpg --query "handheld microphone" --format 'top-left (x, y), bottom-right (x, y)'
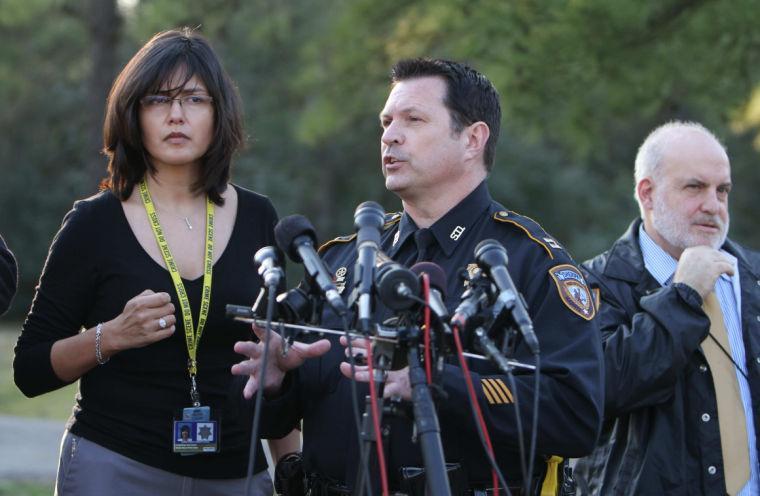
top-left (474, 239), bottom-right (539, 354)
top-left (375, 261), bottom-right (420, 312)
top-left (352, 201), bottom-right (385, 332)
top-left (254, 246), bottom-right (284, 289)
top-left (274, 215), bottom-right (348, 316)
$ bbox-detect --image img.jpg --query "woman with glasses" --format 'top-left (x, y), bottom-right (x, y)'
top-left (13, 28), bottom-right (296, 495)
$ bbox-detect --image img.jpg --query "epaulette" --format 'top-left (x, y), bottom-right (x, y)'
top-left (383, 211), bottom-right (402, 230)
top-left (318, 233), bottom-right (356, 254)
top-left (318, 212), bottom-right (402, 254)
top-left (491, 209), bottom-right (562, 260)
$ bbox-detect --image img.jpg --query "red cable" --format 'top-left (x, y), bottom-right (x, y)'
top-left (365, 339), bottom-right (390, 496)
top-left (453, 324), bottom-right (500, 496)
top-left (422, 273), bottom-right (432, 385)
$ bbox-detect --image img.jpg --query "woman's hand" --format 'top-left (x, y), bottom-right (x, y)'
top-left (101, 289), bottom-right (176, 356)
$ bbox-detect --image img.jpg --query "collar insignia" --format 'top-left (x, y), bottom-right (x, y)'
top-left (450, 225), bottom-right (466, 241)
top-left (393, 231), bottom-right (400, 246)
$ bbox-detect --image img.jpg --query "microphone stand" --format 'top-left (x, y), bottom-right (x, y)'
top-left (354, 325), bottom-right (395, 496)
top-left (405, 328), bottom-right (451, 496)
top-left (352, 323), bottom-right (451, 496)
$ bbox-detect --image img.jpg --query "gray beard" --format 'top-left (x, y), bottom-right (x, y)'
top-left (651, 200), bottom-right (728, 252)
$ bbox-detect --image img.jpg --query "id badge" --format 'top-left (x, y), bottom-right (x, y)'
top-left (172, 406), bottom-right (219, 455)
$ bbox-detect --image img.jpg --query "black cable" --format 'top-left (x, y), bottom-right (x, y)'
top-left (341, 314), bottom-right (373, 496)
top-left (244, 286), bottom-right (277, 495)
top-left (525, 353), bottom-right (541, 496)
top-left (455, 327), bottom-right (511, 495)
top-left (504, 366), bottom-right (528, 490)
top-left (707, 332), bottom-right (750, 381)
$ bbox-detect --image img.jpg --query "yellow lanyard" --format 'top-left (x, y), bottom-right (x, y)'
top-left (139, 180), bottom-right (214, 405)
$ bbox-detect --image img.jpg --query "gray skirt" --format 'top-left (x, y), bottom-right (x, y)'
top-left (55, 430), bottom-right (273, 496)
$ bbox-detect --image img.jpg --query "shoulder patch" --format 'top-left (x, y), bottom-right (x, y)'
top-left (491, 210), bottom-right (557, 259)
top-left (548, 264), bottom-right (596, 320)
top-left (317, 233), bottom-right (357, 254)
top-left (383, 212), bottom-right (402, 230)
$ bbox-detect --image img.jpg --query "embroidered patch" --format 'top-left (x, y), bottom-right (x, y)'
top-left (335, 267), bottom-right (348, 294)
top-left (481, 378), bottom-right (513, 405)
top-left (393, 231), bottom-right (400, 246)
top-left (548, 264), bottom-right (595, 321)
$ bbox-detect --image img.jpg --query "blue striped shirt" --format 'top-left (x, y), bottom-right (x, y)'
top-left (639, 225), bottom-right (758, 495)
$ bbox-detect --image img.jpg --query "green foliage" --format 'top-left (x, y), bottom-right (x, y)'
top-left (0, 480), bottom-right (52, 496)
top-left (1, 0), bottom-right (760, 319)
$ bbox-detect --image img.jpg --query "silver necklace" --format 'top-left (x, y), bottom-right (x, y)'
top-left (184, 217), bottom-right (193, 230)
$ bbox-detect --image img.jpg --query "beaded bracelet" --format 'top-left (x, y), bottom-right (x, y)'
top-left (95, 323), bottom-right (109, 365)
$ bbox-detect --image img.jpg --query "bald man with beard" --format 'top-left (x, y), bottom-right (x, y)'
top-left (574, 121), bottom-right (760, 495)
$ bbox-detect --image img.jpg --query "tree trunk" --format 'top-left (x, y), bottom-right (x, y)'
top-left (85, 0), bottom-right (121, 188)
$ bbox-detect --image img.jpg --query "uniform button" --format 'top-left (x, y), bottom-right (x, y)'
top-left (699, 364), bottom-right (708, 372)
top-left (756, 356), bottom-right (760, 365)
top-left (701, 413), bottom-right (711, 422)
top-left (757, 315), bottom-right (760, 322)
top-left (708, 465), bottom-right (717, 475)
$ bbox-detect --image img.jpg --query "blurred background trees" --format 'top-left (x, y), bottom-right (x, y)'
top-left (1, 0), bottom-right (759, 318)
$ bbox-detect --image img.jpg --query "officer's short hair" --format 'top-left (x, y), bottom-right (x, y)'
top-left (390, 58), bottom-right (501, 171)
top-left (633, 121), bottom-right (726, 211)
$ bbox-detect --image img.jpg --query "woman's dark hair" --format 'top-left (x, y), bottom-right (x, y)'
top-left (102, 28), bottom-right (243, 205)
top-left (390, 58), bottom-right (501, 170)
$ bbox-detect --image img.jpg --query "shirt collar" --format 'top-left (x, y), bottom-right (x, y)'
top-left (638, 223), bottom-right (737, 286)
top-left (388, 181), bottom-right (492, 258)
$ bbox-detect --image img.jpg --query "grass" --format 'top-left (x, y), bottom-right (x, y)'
top-left (0, 323), bottom-right (77, 421)
top-left (0, 323), bottom-right (67, 494)
top-left (0, 480), bottom-right (51, 496)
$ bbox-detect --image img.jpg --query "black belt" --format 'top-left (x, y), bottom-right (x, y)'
top-left (306, 473), bottom-right (352, 496)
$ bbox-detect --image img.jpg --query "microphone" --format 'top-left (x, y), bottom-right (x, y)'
top-left (352, 201), bottom-right (385, 332)
top-left (274, 215), bottom-right (348, 316)
top-left (376, 261), bottom-right (420, 312)
top-left (474, 239), bottom-right (539, 354)
top-left (410, 262), bottom-right (449, 324)
top-left (450, 279), bottom-right (492, 330)
top-left (254, 246), bottom-right (284, 288)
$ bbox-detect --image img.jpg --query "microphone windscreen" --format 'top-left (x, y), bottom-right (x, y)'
top-left (354, 201), bottom-right (385, 229)
top-left (274, 215), bottom-right (318, 263)
top-left (410, 262), bottom-right (447, 299)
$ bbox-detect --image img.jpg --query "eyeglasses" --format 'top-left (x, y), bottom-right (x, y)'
top-left (139, 94), bottom-right (214, 112)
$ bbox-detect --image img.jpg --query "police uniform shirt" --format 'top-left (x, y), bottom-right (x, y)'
top-left (266, 181), bottom-right (604, 490)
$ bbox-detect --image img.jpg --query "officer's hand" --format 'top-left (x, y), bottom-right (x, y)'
top-left (673, 246), bottom-right (734, 298)
top-left (232, 325), bottom-right (331, 399)
top-left (338, 336), bottom-right (412, 401)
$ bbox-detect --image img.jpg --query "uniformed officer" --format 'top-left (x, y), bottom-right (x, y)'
top-left (233, 58), bottom-right (604, 494)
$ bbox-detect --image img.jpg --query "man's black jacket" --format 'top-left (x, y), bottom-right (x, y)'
top-left (574, 218), bottom-right (760, 495)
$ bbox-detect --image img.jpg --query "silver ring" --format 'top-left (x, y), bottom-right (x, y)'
top-left (158, 317), bottom-right (167, 329)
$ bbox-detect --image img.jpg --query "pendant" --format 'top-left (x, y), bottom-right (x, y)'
top-left (184, 217), bottom-right (193, 230)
